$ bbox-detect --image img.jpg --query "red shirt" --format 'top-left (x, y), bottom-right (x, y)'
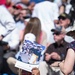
top-left (0, 0), bottom-right (11, 8)
top-left (0, 0), bottom-right (6, 5)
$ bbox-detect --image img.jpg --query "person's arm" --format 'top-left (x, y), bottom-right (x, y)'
top-left (0, 35), bottom-right (4, 40)
top-left (32, 5), bottom-right (38, 17)
top-left (50, 52), bottom-right (61, 60)
top-left (53, 3), bottom-right (59, 21)
top-left (50, 61), bottom-right (61, 67)
top-left (9, 29), bottom-right (20, 50)
top-left (1, 16), bottom-right (16, 37)
top-left (40, 31), bottom-right (50, 47)
top-left (45, 52), bottom-right (61, 62)
top-left (3, 28), bottom-right (20, 50)
top-left (49, 52), bottom-right (61, 67)
top-left (44, 45), bottom-right (53, 62)
top-left (59, 5), bottom-right (65, 14)
top-left (0, 5), bottom-right (16, 37)
top-left (59, 49), bottom-right (75, 75)
top-left (45, 53), bottom-right (52, 62)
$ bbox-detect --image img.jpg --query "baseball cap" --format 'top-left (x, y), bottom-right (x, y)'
top-left (25, 33), bottom-right (36, 42)
top-left (58, 13), bottom-right (72, 21)
top-left (51, 26), bottom-right (66, 34)
top-left (13, 2), bottom-right (28, 10)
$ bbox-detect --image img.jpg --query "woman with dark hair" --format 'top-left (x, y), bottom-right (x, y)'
top-left (59, 30), bottom-right (75, 75)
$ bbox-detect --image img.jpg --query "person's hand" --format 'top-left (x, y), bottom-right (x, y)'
top-left (51, 52), bottom-right (61, 60)
top-left (28, 2), bottom-right (35, 11)
top-left (45, 53), bottom-right (51, 61)
top-left (3, 45), bottom-right (10, 50)
top-left (54, 20), bottom-right (59, 24)
top-left (0, 36), bottom-right (3, 41)
top-left (50, 61), bottom-right (61, 67)
top-left (59, 60), bottom-right (64, 69)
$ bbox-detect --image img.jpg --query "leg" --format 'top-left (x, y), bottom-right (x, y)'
top-left (39, 61), bottom-right (48, 75)
top-left (0, 46), bottom-right (3, 73)
top-left (7, 57), bottom-right (18, 74)
top-left (50, 66), bottom-right (64, 75)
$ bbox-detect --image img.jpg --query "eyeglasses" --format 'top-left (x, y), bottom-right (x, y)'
top-left (53, 32), bottom-right (60, 35)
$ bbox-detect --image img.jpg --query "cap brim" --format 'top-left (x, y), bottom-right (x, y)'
top-left (51, 29), bottom-right (60, 33)
top-left (51, 29), bottom-right (56, 32)
top-left (58, 15), bottom-right (66, 19)
top-left (58, 14), bottom-right (72, 22)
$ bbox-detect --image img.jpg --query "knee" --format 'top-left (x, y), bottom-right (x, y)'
top-left (39, 61), bottom-right (47, 67)
top-left (7, 57), bottom-right (16, 65)
top-left (0, 46), bottom-right (3, 54)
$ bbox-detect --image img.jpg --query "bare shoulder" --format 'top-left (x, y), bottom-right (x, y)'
top-left (42, 30), bottom-right (47, 38)
top-left (41, 30), bottom-right (50, 47)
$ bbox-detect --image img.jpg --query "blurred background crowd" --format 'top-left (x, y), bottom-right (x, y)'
top-left (0, 0), bottom-right (75, 75)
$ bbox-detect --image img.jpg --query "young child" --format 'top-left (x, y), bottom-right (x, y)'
top-left (32, 67), bottom-right (40, 75)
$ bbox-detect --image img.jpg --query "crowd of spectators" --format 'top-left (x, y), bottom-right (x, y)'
top-left (0, 0), bottom-right (75, 75)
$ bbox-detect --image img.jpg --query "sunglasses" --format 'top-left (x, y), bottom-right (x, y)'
top-left (53, 32), bottom-right (60, 35)
top-left (12, 5), bottom-right (21, 10)
top-left (23, 16), bottom-right (31, 19)
top-left (59, 16), bottom-right (67, 20)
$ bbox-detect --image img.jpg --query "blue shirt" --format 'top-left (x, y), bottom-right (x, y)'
top-left (67, 41), bottom-right (75, 51)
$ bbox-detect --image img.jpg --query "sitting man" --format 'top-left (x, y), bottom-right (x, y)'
top-left (39, 26), bottom-right (69, 75)
top-left (0, 4), bottom-right (20, 74)
top-left (56, 13), bottom-right (74, 43)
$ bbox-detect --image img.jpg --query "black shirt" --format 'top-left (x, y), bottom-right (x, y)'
top-left (45, 40), bottom-right (68, 65)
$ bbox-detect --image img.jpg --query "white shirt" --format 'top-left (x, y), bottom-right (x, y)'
top-left (65, 4), bottom-right (72, 14)
top-left (0, 5), bottom-right (20, 50)
top-left (54, 0), bottom-right (62, 7)
top-left (0, 5), bottom-right (16, 37)
top-left (65, 26), bottom-right (74, 43)
top-left (32, 1), bottom-right (59, 43)
top-left (16, 21), bottom-right (25, 31)
top-left (3, 28), bottom-right (20, 50)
